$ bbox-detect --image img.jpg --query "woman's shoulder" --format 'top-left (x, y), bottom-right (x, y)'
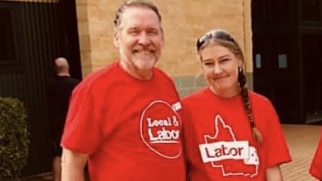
top-left (182, 88), bottom-right (209, 103)
top-left (249, 90), bottom-right (274, 108)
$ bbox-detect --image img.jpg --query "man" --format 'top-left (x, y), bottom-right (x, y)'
top-left (60, 1), bottom-right (186, 181)
top-left (47, 57), bottom-right (80, 181)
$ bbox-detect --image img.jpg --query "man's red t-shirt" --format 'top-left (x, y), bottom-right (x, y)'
top-left (61, 62), bottom-right (186, 181)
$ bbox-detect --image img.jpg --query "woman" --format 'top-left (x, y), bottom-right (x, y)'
top-left (182, 28), bottom-right (291, 181)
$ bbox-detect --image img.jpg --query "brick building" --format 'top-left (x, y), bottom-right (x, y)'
top-left (75, 0), bottom-right (253, 96)
top-left (0, 0), bottom-right (253, 176)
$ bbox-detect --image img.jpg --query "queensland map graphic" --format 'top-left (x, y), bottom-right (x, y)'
top-left (198, 115), bottom-right (259, 177)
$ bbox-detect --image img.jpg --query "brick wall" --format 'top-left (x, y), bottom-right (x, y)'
top-left (75, 0), bottom-right (253, 95)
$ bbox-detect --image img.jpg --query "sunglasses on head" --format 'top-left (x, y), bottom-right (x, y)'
top-left (196, 29), bottom-right (236, 50)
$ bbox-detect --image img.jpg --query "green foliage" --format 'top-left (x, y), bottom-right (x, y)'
top-left (0, 97), bottom-right (29, 180)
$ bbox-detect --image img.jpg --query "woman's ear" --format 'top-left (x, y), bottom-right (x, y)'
top-left (237, 59), bottom-right (244, 68)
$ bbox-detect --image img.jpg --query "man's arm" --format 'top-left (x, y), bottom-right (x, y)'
top-left (61, 148), bottom-right (88, 181)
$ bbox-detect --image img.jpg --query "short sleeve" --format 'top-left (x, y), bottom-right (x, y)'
top-left (260, 100), bottom-right (292, 168)
top-left (61, 84), bottom-right (102, 154)
top-left (310, 128), bottom-right (322, 180)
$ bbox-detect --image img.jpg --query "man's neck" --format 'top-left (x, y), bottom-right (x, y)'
top-left (119, 61), bottom-right (153, 80)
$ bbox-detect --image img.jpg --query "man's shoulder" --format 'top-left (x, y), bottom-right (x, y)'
top-left (153, 66), bottom-right (174, 83)
top-left (78, 62), bottom-right (119, 87)
top-left (153, 66), bottom-right (170, 76)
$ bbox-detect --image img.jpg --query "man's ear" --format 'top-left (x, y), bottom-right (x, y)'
top-left (113, 32), bottom-right (119, 48)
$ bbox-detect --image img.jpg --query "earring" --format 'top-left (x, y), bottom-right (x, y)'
top-left (238, 67), bottom-right (243, 74)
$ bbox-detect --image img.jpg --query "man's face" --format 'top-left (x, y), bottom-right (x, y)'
top-left (114, 6), bottom-right (164, 78)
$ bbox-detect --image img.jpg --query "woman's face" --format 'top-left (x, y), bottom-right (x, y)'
top-left (199, 44), bottom-right (243, 97)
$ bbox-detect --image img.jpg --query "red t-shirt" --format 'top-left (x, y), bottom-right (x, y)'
top-left (310, 128), bottom-right (322, 180)
top-left (182, 88), bottom-right (291, 181)
top-left (61, 62), bottom-right (186, 181)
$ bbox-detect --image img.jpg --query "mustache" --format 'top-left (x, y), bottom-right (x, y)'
top-left (133, 46), bottom-right (156, 54)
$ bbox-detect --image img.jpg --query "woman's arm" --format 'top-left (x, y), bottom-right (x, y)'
top-left (266, 165), bottom-right (283, 181)
top-left (61, 148), bottom-right (89, 181)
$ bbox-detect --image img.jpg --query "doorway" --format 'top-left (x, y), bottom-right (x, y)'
top-left (0, 0), bottom-right (82, 176)
top-left (302, 34), bottom-right (322, 123)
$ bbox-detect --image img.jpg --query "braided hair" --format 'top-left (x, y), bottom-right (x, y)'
top-left (196, 28), bottom-right (263, 143)
top-left (237, 67), bottom-right (263, 143)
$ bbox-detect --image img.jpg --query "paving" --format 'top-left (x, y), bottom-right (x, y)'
top-left (20, 124), bottom-right (321, 181)
top-left (281, 124), bottom-right (320, 181)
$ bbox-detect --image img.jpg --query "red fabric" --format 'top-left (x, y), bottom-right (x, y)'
top-left (182, 88), bottom-right (291, 181)
top-left (61, 62), bottom-right (186, 181)
top-left (310, 128), bottom-right (322, 180)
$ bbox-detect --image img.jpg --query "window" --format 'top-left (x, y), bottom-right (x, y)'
top-left (0, 8), bottom-right (16, 65)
